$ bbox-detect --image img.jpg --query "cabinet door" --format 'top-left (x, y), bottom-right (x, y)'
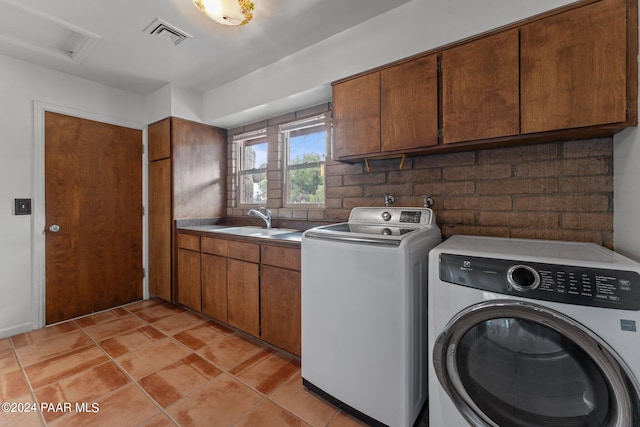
top-left (148, 159), bottom-right (171, 301)
top-left (148, 118), bottom-right (171, 161)
top-left (172, 117), bottom-right (226, 220)
top-left (227, 259), bottom-right (259, 336)
top-left (442, 31), bottom-right (520, 144)
top-left (332, 72), bottom-right (381, 159)
top-left (521, 0), bottom-right (627, 133)
top-left (381, 55), bottom-right (438, 151)
top-left (177, 248), bottom-right (201, 311)
top-left (260, 265), bottom-right (301, 356)
top-left (202, 254), bottom-right (227, 322)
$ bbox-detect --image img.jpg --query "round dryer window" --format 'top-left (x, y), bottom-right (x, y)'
top-left (433, 300), bottom-right (639, 427)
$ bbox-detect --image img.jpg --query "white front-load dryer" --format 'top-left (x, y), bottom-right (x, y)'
top-left (428, 235), bottom-right (640, 427)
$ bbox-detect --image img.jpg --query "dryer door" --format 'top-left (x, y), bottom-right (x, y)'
top-left (433, 300), bottom-right (638, 427)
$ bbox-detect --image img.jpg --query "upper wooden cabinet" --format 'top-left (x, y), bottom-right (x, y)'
top-left (332, 0), bottom-right (637, 161)
top-left (521, 0), bottom-right (629, 133)
top-left (333, 72), bottom-right (380, 158)
top-left (333, 55), bottom-right (438, 159)
top-left (147, 117), bottom-right (226, 302)
top-left (381, 55), bottom-right (438, 151)
top-left (148, 117), bottom-right (171, 161)
top-left (441, 30), bottom-right (520, 144)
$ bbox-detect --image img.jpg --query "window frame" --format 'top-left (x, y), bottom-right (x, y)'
top-left (235, 128), bottom-right (268, 207)
top-left (280, 115), bottom-right (327, 208)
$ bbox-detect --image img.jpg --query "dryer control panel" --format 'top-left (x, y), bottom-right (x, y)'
top-left (439, 254), bottom-right (640, 310)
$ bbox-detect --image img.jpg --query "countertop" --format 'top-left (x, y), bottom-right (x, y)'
top-left (177, 224), bottom-right (303, 246)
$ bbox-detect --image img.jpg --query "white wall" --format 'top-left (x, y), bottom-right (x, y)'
top-left (0, 54), bottom-right (146, 338)
top-left (613, 2), bottom-right (640, 262)
top-left (614, 127), bottom-right (640, 261)
top-left (146, 84), bottom-right (203, 124)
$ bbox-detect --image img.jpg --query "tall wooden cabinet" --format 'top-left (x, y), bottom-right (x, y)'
top-left (148, 117), bottom-right (226, 302)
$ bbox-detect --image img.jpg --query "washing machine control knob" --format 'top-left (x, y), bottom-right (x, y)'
top-left (507, 265), bottom-right (540, 292)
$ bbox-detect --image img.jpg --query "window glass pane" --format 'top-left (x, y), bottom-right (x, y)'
top-left (243, 141), bottom-right (267, 170)
top-left (287, 165), bottom-right (325, 204)
top-left (240, 171), bottom-right (267, 204)
top-left (289, 128), bottom-right (326, 165)
top-left (283, 118), bottom-right (326, 205)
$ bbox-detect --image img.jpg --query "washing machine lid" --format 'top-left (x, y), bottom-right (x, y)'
top-left (438, 235), bottom-right (640, 268)
top-left (303, 207), bottom-right (437, 247)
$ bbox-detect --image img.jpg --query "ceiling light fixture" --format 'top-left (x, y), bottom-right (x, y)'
top-left (193, 0), bottom-right (255, 27)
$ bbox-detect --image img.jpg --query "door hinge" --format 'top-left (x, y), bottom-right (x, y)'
top-left (438, 128), bottom-right (444, 138)
top-left (142, 206), bottom-right (145, 216)
top-left (142, 144), bottom-right (145, 154)
top-left (142, 268), bottom-right (146, 278)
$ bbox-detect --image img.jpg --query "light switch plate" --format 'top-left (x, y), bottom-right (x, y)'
top-left (14, 198), bottom-right (31, 215)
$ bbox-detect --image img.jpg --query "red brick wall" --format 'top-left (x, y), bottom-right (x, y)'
top-left (325, 138), bottom-right (614, 247)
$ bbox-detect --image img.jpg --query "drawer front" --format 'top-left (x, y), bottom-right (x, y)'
top-left (261, 245), bottom-right (301, 271)
top-left (201, 236), bottom-right (228, 257)
top-left (227, 240), bottom-right (260, 263)
top-left (177, 233), bottom-right (200, 251)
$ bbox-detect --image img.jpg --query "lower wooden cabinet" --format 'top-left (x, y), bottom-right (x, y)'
top-left (177, 248), bottom-right (201, 311)
top-left (260, 244), bottom-right (302, 356)
top-left (201, 253), bottom-right (227, 322)
top-left (260, 265), bottom-right (301, 355)
top-left (227, 258), bottom-right (260, 336)
top-left (177, 232), bottom-right (301, 356)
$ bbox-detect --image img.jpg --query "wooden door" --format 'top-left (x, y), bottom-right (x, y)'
top-left (45, 111), bottom-right (142, 324)
top-left (381, 55), bottom-right (439, 151)
top-left (521, 0), bottom-right (627, 133)
top-left (442, 30), bottom-right (520, 144)
top-left (332, 72), bottom-right (381, 159)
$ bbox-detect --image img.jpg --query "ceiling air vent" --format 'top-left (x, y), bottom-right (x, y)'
top-left (143, 18), bottom-right (192, 46)
top-left (0, 0), bottom-right (101, 63)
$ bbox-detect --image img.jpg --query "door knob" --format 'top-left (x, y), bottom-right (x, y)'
top-left (49, 224), bottom-right (60, 233)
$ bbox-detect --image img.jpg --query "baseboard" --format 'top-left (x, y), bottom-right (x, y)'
top-left (0, 322), bottom-right (33, 340)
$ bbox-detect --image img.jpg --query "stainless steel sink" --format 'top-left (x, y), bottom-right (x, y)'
top-left (210, 226), bottom-right (299, 238)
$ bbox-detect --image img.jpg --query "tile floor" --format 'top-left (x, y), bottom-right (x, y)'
top-left (0, 299), bottom-right (371, 427)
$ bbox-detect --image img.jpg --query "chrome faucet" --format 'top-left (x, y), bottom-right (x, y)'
top-left (248, 207), bottom-right (272, 229)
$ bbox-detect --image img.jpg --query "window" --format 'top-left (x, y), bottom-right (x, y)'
top-left (280, 115), bottom-right (327, 206)
top-left (236, 129), bottom-right (268, 205)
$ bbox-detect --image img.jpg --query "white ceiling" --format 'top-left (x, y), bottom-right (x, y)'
top-left (0, 0), bottom-right (412, 96)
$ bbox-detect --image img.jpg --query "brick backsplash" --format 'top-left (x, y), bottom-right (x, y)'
top-left (324, 138), bottom-right (614, 248)
top-left (227, 105), bottom-right (613, 248)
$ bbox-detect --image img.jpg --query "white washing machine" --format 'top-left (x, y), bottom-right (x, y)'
top-left (302, 207), bottom-right (441, 427)
top-left (428, 235), bottom-right (640, 427)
